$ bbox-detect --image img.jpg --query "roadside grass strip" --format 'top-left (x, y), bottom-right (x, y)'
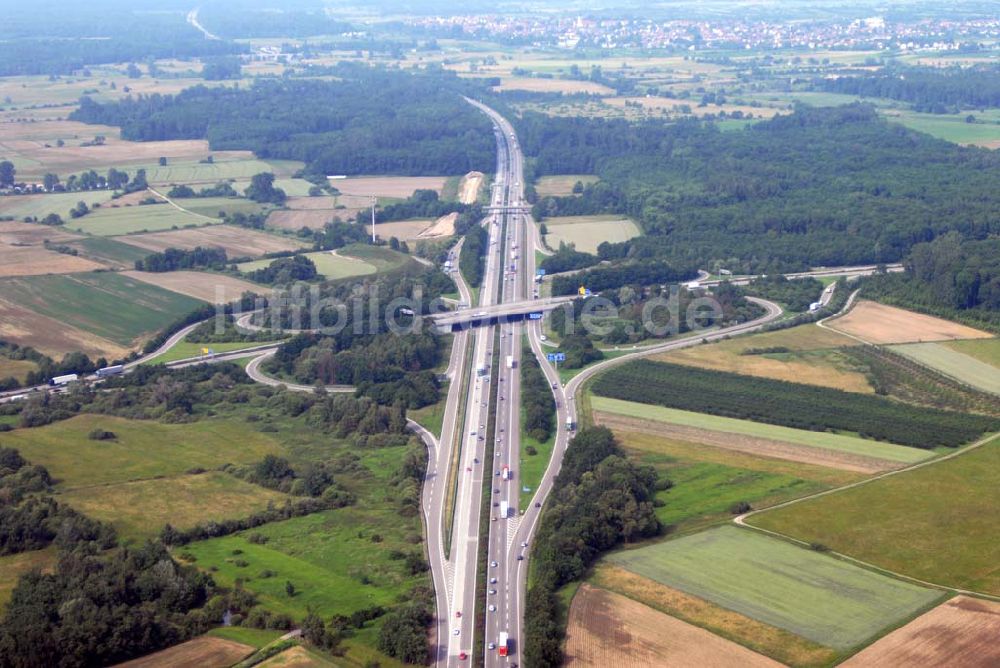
top-left (609, 526), bottom-right (942, 651)
top-left (591, 396), bottom-right (931, 465)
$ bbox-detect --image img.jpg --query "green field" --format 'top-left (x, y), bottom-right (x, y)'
top-left (751, 436), bottom-right (1000, 594)
top-left (0, 191), bottom-right (115, 220)
top-left (337, 243), bottom-right (415, 274)
top-left (121, 158), bottom-right (302, 185)
top-left (892, 342), bottom-right (1000, 395)
top-left (239, 250), bottom-right (376, 280)
top-left (591, 396), bottom-right (932, 464)
top-left (534, 174), bottom-right (598, 197)
top-left (0, 272), bottom-right (204, 346)
top-left (542, 214), bottom-right (641, 254)
top-left (4, 414), bottom-right (284, 488)
top-left (886, 109), bottom-right (1000, 146)
top-left (0, 357), bottom-right (37, 382)
top-left (62, 471), bottom-right (290, 540)
top-left (609, 526), bottom-right (941, 651)
top-left (943, 337), bottom-right (1000, 367)
top-left (148, 339), bottom-right (280, 364)
top-left (171, 196), bottom-right (271, 219)
top-left (205, 626), bottom-right (284, 649)
top-left (180, 503), bottom-right (427, 619)
top-left (70, 203), bottom-right (215, 235)
top-left (0, 548), bottom-right (57, 612)
top-left (65, 236), bottom-right (151, 267)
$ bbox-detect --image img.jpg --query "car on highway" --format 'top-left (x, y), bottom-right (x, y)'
top-left (453, 629), bottom-right (460, 636)
top-left (488, 605), bottom-right (496, 612)
top-left (488, 643), bottom-right (496, 650)
top-left (493, 488), bottom-right (499, 493)
top-left (456, 611), bottom-right (462, 618)
top-left (521, 541), bottom-right (528, 547)
top-left (489, 589), bottom-right (497, 595)
top-left (517, 555), bottom-right (524, 561)
top-left (535, 502), bottom-right (541, 508)
top-left (490, 560), bottom-right (498, 567)
top-left (490, 577), bottom-right (497, 584)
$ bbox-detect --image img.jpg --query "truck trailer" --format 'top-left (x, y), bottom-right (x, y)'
top-left (501, 465), bottom-right (510, 481)
top-left (498, 632), bottom-right (509, 656)
top-left (500, 500), bottom-right (509, 518)
top-left (506, 355), bottom-right (515, 369)
top-left (48, 373), bottom-right (78, 387)
top-left (95, 364), bottom-right (124, 378)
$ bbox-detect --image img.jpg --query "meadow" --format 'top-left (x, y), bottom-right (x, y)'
top-left (591, 396), bottom-right (932, 465)
top-left (4, 414), bottom-right (284, 488)
top-left (518, 425), bottom-right (554, 511)
top-left (70, 203), bottom-right (214, 236)
top-left (0, 357), bottom-right (38, 383)
top-left (943, 337), bottom-right (1000, 367)
top-left (61, 472), bottom-right (291, 540)
top-left (239, 251), bottom-right (376, 280)
top-left (534, 174), bottom-right (598, 197)
top-left (0, 272), bottom-right (204, 347)
top-left (0, 190), bottom-right (115, 220)
top-left (542, 214), bottom-right (641, 254)
top-left (750, 436), bottom-right (1000, 594)
top-left (0, 548), bottom-right (57, 612)
top-left (609, 526), bottom-right (942, 651)
top-left (891, 342), bottom-right (1000, 395)
top-left (144, 339), bottom-right (278, 365)
top-left (66, 236), bottom-right (151, 268)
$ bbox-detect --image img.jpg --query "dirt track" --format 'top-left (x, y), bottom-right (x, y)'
top-left (595, 412), bottom-right (897, 474)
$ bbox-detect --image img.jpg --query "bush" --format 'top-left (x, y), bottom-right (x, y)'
top-left (87, 428), bottom-right (116, 440)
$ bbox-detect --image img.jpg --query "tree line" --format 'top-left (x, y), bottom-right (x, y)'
top-left (593, 359), bottom-right (999, 448)
top-left (520, 346), bottom-right (556, 442)
top-left (816, 64), bottom-right (1000, 112)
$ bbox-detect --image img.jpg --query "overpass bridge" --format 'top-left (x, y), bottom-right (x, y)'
top-left (430, 296), bottom-right (575, 331)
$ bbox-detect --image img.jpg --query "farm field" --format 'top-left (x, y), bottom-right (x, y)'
top-left (658, 323), bottom-right (872, 393)
top-left (115, 224), bottom-right (307, 258)
top-left (68, 203), bottom-right (214, 236)
top-left (0, 548), bottom-right (57, 612)
top-left (943, 337), bottom-right (1000, 367)
top-left (179, 503), bottom-right (427, 620)
top-left (122, 157), bottom-right (299, 185)
top-left (205, 627), bottom-right (284, 649)
top-left (591, 396), bottom-right (931, 466)
top-left (0, 191), bottom-right (115, 220)
top-left (609, 526), bottom-right (942, 651)
top-left (892, 342), bottom-right (1000, 395)
top-left (370, 218), bottom-right (436, 241)
top-left (534, 174), bottom-right (598, 197)
top-left (0, 221), bottom-right (82, 246)
top-left (4, 414), bottom-right (284, 488)
top-left (589, 563), bottom-right (836, 667)
top-left (65, 236), bottom-right (151, 268)
top-left (115, 635), bottom-right (254, 668)
top-left (267, 207), bottom-right (352, 231)
top-left (564, 584), bottom-right (782, 668)
top-left (338, 244), bottom-right (415, 274)
top-left (0, 245), bottom-right (105, 277)
top-left (239, 250), bottom-right (377, 280)
top-left (61, 472), bottom-right (291, 540)
top-left (750, 436), bottom-right (1000, 594)
top-left (884, 109), bottom-right (1000, 149)
top-left (0, 272), bottom-right (204, 347)
top-left (542, 214), bottom-right (641, 254)
top-left (257, 645), bottom-right (338, 668)
top-left (123, 270), bottom-right (264, 303)
top-left (331, 176), bottom-right (448, 199)
top-left (170, 196), bottom-right (271, 219)
top-left (495, 76), bottom-right (615, 95)
top-left (0, 295), bottom-right (128, 360)
top-left (840, 596), bottom-right (1000, 668)
top-left (828, 300), bottom-right (992, 344)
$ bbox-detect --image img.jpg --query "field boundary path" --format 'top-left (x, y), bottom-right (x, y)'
top-left (734, 431), bottom-right (1000, 602)
top-left (147, 188), bottom-right (223, 224)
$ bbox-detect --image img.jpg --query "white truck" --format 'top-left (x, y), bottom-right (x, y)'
top-left (566, 417), bottom-right (575, 431)
top-left (506, 355), bottom-right (515, 369)
top-left (48, 373), bottom-right (78, 387)
top-left (498, 632), bottom-right (510, 656)
top-left (500, 500), bottom-right (509, 518)
top-left (501, 465), bottom-right (510, 481)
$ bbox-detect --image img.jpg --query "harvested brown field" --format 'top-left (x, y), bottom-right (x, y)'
top-left (285, 196), bottom-right (339, 210)
top-left (115, 636), bottom-right (254, 668)
top-left (267, 209), bottom-right (353, 230)
top-left (0, 297), bottom-right (127, 360)
top-left (829, 300), bottom-right (992, 344)
top-left (0, 221), bottom-right (83, 246)
top-left (123, 271), bottom-right (264, 303)
top-left (566, 583), bottom-right (785, 668)
top-left (595, 412), bottom-right (897, 474)
top-left (256, 645), bottom-right (337, 667)
top-left (535, 174), bottom-right (599, 197)
top-left (0, 246), bottom-right (105, 277)
top-left (0, 118), bottom-right (240, 181)
top-left (495, 77), bottom-right (614, 95)
top-left (331, 176), bottom-right (447, 199)
top-left (841, 596), bottom-right (1000, 668)
top-left (459, 171), bottom-right (484, 203)
top-left (115, 225), bottom-right (306, 258)
top-left (590, 564), bottom-right (837, 667)
top-left (370, 219), bottom-right (434, 241)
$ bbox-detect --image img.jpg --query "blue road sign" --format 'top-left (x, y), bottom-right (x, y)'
top-left (546, 353), bottom-right (557, 362)
top-left (547, 352), bottom-right (566, 363)
top-left (536, 269), bottom-right (546, 276)
top-left (528, 311), bottom-right (543, 320)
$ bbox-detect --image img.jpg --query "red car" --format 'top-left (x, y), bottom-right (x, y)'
top-left (455, 611), bottom-right (462, 618)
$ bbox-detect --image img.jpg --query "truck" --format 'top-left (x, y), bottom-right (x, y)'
top-left (566, 417), bottom-right (575, 431)
top-left (95, 364), bottom-right (123, 378)
top-left (48, 373), bottom-right (78, 387)
top-left (501, 465), bottom-right (510, 481)
top-left (477, 364), bottom-right (488, 377)
top-left (500, 500), bottom-right (509, 518)
top-left (506, 355), bottom-right (515, 369)
top-left (498, 632), bottom-right (509, 656)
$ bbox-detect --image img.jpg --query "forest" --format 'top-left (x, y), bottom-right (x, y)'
top-left (71, 64), bottom-right (497, 177)
top-left (817, 64), bottom-right (1000, 111)
top-left (520, 346), bottom-right (556, 441)
top-left (522, 104), bottom-right (1000, 273)
top-left (523, 427), bottom-right (660, 668)
top-left (134, 246), bottom-right (228, 272)
top-left (593, 360), bottom-right (998, 448)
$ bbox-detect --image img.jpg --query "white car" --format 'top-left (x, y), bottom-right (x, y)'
top-left (488, 642), bottom-right (496, 650)
top-left (540, 335), bottom-right (547, 341)
top-left (453, 629), bottom-right (460, 636)
top-left (488, 604), bottom-right (496, 612)
top-left (490, 560), bottom-right (498, 567)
